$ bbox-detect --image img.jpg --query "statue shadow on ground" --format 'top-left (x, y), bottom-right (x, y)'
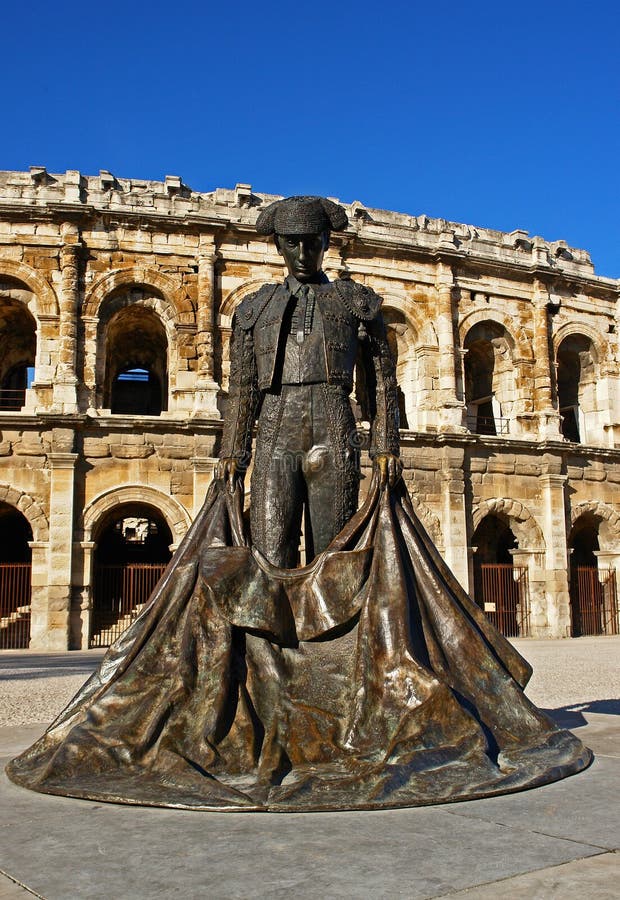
top-left (543, 698), bottom-right (620, 729)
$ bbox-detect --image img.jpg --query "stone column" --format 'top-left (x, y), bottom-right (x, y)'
top-left (54, 223), bottom-right (81, 412)
top-left (532, 280), bottom-right (562, 439)
top-left (435, 263), bottom-right (465, 431)
top-left (440, 446), bottom-right (469, 589)
top-left (74, 540), bottom-right (95, 650)
top-left (27, 540), bottom-right (51, 650)
top-left (191, 456), bottom-right (217, 515)
top-left (193, 236), bottom-right (220, 417)
top-left (539, 466), bottom-right (570, 637)
top-left (46, 451), bottom-right (78, 650)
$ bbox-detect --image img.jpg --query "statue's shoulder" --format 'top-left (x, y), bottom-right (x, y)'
top-left (234, 283), bottom-right (280, 329)
top-left (332, 279), bottom-right (382, 321)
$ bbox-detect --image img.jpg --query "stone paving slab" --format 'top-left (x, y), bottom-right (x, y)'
top-left (446, 851), bottom-right (619, 899)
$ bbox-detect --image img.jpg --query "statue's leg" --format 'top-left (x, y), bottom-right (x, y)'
top-left (303, 384), bottom-right (360, 559)
top-left (250, 388), bottom-right (305, 568)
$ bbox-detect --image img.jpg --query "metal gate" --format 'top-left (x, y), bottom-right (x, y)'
top-left (571, 566), bottom-right (619, 636)
top-left (0, 563), bottom-right (32, 649)
top-left (480, 564), bottom-right (530, 637)
top-left (90, 563), bottom-right (167, 648)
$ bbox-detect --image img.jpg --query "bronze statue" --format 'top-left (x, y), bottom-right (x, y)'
top-left (6, 197), bottom-right (592, 812)
top-left (216, 195), bottom-right (401, 566)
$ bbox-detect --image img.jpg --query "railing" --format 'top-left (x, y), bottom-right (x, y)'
top-left (479, 564), bottom-right (530, 637)
top-left (467, 416), bottom-right (509, 436)
top-left (0, 563), bottom-right (32, 648)
top-left (0, 389), bottom-right (26, 411)
top-left (571, 566), bottom-right (619, 636)
top-left (90, 563), bottom-right (167, 647)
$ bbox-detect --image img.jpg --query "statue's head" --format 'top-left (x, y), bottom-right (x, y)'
top-left (256, 196), bottom-right (348, 283)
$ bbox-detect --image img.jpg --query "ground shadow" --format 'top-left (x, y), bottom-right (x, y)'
top-left (542, 698), bottom-right (620, 728)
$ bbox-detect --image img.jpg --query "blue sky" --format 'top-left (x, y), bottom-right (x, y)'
top-left (3, 1), bottom-right (619, 276)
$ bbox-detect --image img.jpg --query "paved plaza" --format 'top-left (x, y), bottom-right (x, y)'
top-left (0, 637), bottom-right (618, 899)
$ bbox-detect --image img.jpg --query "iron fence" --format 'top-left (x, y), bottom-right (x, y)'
top-left (90, 562), bottom-right (167, 648)
top-left (479, 563), bottom-right (530, 637)
top-left (0, 563), bottom-right (31, 648)
top-left (571, 566), bottom-right (619, 636)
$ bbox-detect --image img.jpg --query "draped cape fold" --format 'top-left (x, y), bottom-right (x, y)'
top-left (6, 475), bottom-right (591, 812)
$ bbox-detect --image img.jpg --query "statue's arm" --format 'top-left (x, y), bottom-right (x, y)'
top-left (217, 313), bottom-right (259, 484)
top-left (361, 312), bottom-right (402, 486)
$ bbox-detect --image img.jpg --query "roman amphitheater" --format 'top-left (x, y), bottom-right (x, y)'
top-left (0, 167), bottom-right (618, 650)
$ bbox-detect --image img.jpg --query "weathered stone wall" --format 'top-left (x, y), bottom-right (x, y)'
top-left (0, 167), bottom-right (618, 647)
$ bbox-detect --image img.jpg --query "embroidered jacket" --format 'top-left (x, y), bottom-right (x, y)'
top-left (220, 277), bottom-right (400, 463)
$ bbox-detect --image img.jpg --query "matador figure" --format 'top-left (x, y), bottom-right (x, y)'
top-left (217, 195), bottom-right (402, 567)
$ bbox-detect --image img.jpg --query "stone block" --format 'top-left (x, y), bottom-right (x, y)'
top-left (83, 438), bottom-right (111, 458)
top-left (110, 444), bottom-right (154, 459)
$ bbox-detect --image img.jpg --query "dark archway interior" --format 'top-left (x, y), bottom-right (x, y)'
top-left (472, 513), bottom-right (517, 610)
top-left (568, 513), bottom-right (604, 636)
top-left (557, 334), bottom-right (593, 443)
top-left (104, 305), bottom-right (168, 415)
top-left (464, 321), bottom-right (505, 435)
top-left (569, 514), bottom-right (600, 568)
top-left (0, 504), bottom-right (33, 562)
top-left (472, 513), bottom-right (517, 566)
top-left (0, 297), bottom-right (36, 410)
top-left (95, 505), bottom-right (173, 565)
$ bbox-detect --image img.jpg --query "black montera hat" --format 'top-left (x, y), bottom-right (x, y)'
top-left (255, 195), bottom-right (349, 236)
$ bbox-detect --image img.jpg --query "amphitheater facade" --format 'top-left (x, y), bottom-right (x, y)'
top-left (0, 167), bottom-right (618, 649)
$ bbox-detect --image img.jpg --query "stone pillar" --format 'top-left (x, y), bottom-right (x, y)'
top-left (194, 236), bottom-right (220, 417)
top-left (539, 466), bottom-right (570, 637)
top-left (73, 540), bottom-right (95, 650)
top-left (510, 548), bottom-right (547, 637)
top-left (45, 452), bottom-right (78, 650)
top-left (27, 540), bottom-right (51, 650)
top-left (435, 263), bottom-right (465, 431)
top-left (440, 446), bottom-right (469, 589)
top-left (191, 456), bottom-right (217, 515)
top-left (82, 315), bottom-right (99, 410)
top-left (54, 223), bottom-right (81, 412)
top-left (532, 280), bottom-right (562, 439)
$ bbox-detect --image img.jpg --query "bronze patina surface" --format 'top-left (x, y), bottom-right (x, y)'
top-left (7, 474), bottom-right (591, 810)
top-left (7, 197), bottom-right (592, 811)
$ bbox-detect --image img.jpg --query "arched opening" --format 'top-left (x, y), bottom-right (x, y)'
top-left (464, 322), bottom-right (514, 436)
top-left (568, 514), bottom-right (618, 635)
top-left (90, 505), bottom-right (173, 647)
top-left (0, 504), bottom-right (33, 648)
top-left (472, 514), bottom-right (529, 636)
top-left (557, 334), bottom-right (596, 444)
top-left (382, 308), bottom-right (414, 429)
top-left (103, 305), bottom-right (168, 415)
top-left (0, 296), bottom-right (36, 411)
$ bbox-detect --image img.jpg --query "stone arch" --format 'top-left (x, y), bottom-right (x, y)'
top-left (0, 260), bottom-right (59, 318)
top-left (83, 267), bottom-right (194, 321)
top-left (459, 308), bottom-right (533, 361)
top-left (0, 484), bottom-right (49, 541)
top-left (473, 498), bottom-right (545, 550)
top-left (553, 321), bottom-right (607, 365)
top-left (570, 500), bottom-right (620, 551)
top-left (82, 485), bottom-right (192, 543)
top-left (219, 280), bottom-right (270, 326)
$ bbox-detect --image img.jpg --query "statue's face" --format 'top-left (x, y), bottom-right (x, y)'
top-left (275, 232), bottom-right (328, 282)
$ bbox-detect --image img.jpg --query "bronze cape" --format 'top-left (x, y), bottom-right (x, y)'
top-left (7, 474), bottom-right (591, 812)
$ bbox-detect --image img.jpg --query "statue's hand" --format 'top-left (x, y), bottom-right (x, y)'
top-left (374, 453), bottom-right (403, 489)
top-left (215, 457), bottom-right (245, 493)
